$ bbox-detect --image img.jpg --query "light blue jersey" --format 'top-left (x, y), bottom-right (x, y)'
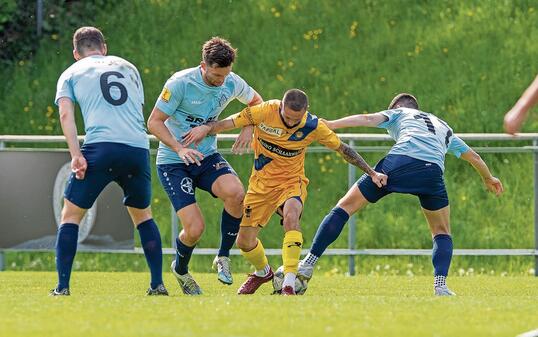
top-left (154, 66), bottom-right (255, 164)
top-left (377, 108), bottom-right (470, 171)
top-left (55, 55), bottom-right (148, 149)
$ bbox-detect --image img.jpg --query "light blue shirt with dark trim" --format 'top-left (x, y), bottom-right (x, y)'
top-left (154, 66), bottom-right (255, 165)
top-left (377, 107), bottom-right (470, 171)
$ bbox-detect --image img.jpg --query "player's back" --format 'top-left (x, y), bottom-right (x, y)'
top-left (379, 108), bottom-right (460, 171)
top-left (55, 55), bottom-right (148, 149)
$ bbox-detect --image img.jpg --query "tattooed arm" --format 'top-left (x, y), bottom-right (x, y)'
top-left (336, 142), bottom-right (388, 188)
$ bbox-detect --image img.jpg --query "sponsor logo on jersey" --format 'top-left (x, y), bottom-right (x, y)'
top-left (258, 138), bottom-right (302, 157)
top-left (160, 87), bottom-right (171, 103)
top-left (258, 123), bottom-right (284, 137)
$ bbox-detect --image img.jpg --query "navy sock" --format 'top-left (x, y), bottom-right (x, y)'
top-left (432, 234), bottom-right (453, 276)
top-left (175, 237), bottom-right (195, 275)
top-left (137, 219), bottom-right (163, 289)
top-left (218, 209), bottom-right (240, 257)
top-left (55, 223), bottom-right (79, 290)
top-left (310, 207), bottom-right (350, 257)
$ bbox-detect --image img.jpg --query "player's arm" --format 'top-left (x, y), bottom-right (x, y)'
top-left (234, 90), bottom-right (263, 154)
top-left (336, 142), bottom-right (388, 188)
top-left (323, 112), bottom-right (388, 130)
top-left (460, 149), bottom-right (503, 196)
top-left (504, 74), bottom-right (538, 134)
top-left (58, 97), bottom-right (86, 180)
top-left (147, 107), bottom-right (203, 166)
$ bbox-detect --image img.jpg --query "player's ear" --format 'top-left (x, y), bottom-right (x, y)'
top-left (73, 49), bottom-right (81, 61)
top-left (200, 61), bottom-right (206, 71)
top-left (102, 43), bottom-right (108, 56)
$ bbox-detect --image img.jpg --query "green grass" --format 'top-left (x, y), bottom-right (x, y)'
top-left (0, 272), bottom-right (537, 337)
top-left (1, 0), bottom-right (538, 269)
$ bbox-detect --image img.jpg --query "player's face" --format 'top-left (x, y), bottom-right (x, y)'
top-left (280, 105), bottom-right (306, 127)
top-left (201, 61), bottom-right (232, 87)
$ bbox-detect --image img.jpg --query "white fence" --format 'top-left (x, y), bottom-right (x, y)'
top-left (1, 133), bottom-right (537, 275)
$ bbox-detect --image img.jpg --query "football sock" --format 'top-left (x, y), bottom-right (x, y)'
top-left (137, 219), bottom-right (163, 289)
top-left (432, 234), bottom-right (453, 279)
top-left (282, 230), bottom-right (303, 274)
top-left (55, 223), bottom-right (79, 290)
top-left (218, 209), bottom-right (241, 257)
top-left (282, 272), bottom-right (296, 289)
top-left (310, 207), bottom-right (350, 258)
top-left (303, 252), bottom-right (319, 266)
top-left (175, 237), bottom-right (195, 275)
top-left (240, 239), bottom-right (269, 276)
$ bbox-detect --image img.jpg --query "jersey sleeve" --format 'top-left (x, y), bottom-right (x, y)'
top-left (54, 70), bottom-right (75, 105)
top-left (377, 109), bottom-right (403, 129)
top-left (232, 102), bottom-right (266, 127)
top-left (315, 118), bottom-right (342, 150)
top-left (154, 78), bottom-right (184, 116)
top-left (447, 135), bottom-right (471, 158)
top-left (230, 73), bottom-right (255, 105)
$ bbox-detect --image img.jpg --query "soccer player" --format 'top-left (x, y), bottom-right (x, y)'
top-left (147, 37), bottom-right (262, 294)
top-left (297, 93), bottom-right (504, 296)
top-left (52, 27), bottom-right (167, 296)
top-left (504, 74), bottom-right (538, 134)
top-left (182, 89), bottom-right (388, 295)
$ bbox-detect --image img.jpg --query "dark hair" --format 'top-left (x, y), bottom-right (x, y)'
top-left (283, 89), bottom-right (309, 112)
top-left (202, 37), bottom-right (236, 67)
top-left (388, 93), bottom-right (419, 109)
top-left (73, 26), bottom-right (105, 56)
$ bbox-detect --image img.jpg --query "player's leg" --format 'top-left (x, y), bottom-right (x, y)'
top-left (120, 145), bottom-right (167, 295)
top-left (210, 171), bottom-right (245, 284)
top-left (280, 197), bottom-right (304, 295)
top-left (52, 144), bottom-right (111, 295)
top-left (421, 204), bottom-right (455, 296)
top-left (157, 163), bottom-right (204, 295)
top-left (300, 172), bottom-right (385, 279)
top-left (236, 226), bottom-right (274, 294)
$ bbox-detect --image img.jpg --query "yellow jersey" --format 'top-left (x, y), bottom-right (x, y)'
top-left (232, 100), bottom-right (341, 186)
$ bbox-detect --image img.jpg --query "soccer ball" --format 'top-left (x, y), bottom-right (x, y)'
top-left (272, 265), bottom-right (308, 295)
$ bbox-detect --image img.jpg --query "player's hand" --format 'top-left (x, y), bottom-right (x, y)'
top-left (182, 125), bottom-right (211, 147)
top-left (71, 154), bottom-right (87, 180)
top-left (232, 125), bottom-right (254, 155)
top-left (178, 147), bottom-right (204, 166)
top-left (484, 176), bottom-right (503, 196)
top-left (370, 171), bottom-right (388, 188)
top-left (320, 118), bottom-right (335, 130)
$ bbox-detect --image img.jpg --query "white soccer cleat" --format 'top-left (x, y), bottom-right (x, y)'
top-left (212, 255), bottom-right (233, 285)
top-left (297, 260), bottom-right (314, 281)
top-left (171, 260), bottom-right (203, 295)
top-left (434, 285), bottom-right (456, 296)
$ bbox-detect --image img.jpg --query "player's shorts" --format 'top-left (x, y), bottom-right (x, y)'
top-left (357, 154), bottom-right (449, 211)
top-left (157, 152), bottom-right (236, 212)
top-left (64, 142), bottom-right (151, 209)
top-left (241, 175), bottom-right (308, 228)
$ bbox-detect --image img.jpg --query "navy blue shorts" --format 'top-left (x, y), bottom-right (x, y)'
top-left (64, 142), bottom-right (152, 209)
top-left (157, 153), bottom-right (236, 212)
top-left (357, 154), bottom-right (449, 211)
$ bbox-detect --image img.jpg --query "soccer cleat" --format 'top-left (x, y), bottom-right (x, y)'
top-left (281, 285), bottom-right (296, 296)
top-left (212, 256), bottom-right (233, 285)
top-left (171, 260), bottom-right (203, 295)
top-left (49, 288), bottom-right (70, 296)
top-left (434, 285), bottom-right (456, 296)
top-left (297, 260), bottom-right (314, 281)
top-left (146, 284), bottom-right (169, 296)
top-left (237, 268), bottom-right (274, 295)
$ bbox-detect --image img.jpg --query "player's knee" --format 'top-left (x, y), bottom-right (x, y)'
top-left (236, 234), bottom-right (256, 251)
top-left (184, 223), bottom-right (205, 241)
top-left (282, 213), bottom-right (301, 231)
top-left (226, 186), bottom-right (245, 206)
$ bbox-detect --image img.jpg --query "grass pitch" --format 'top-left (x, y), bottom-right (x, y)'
top-left (0, 272), bottom-right (536, 337)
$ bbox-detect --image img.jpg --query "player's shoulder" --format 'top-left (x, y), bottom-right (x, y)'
top-left (107, 55), bottom-right (140, 72)
top-left (166, 67), bottom-right (198, 87)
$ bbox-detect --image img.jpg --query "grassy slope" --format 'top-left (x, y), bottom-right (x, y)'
top-left (0, 272), bottom-right (537, 337)
top-left (1, 0), bottom-right (538, 269)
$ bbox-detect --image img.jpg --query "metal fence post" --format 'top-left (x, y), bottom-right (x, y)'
top-left (36, 0), bottom-right (43, 37)
top-left (0, 141), bottom-right (4, 149)
top-left (534, 140), bottom-right (538, 276)
top-left (348, 140), bottom-right (357, 276)
top-left (532, 139), bottom-right (538, 276)
top-left (171, 204), bottom-right (179, 249)
top-left (0, 251), bottom-right (4, 271)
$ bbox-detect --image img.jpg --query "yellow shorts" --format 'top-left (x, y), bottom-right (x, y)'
top-left (241, 175), bottom-right (308, 228)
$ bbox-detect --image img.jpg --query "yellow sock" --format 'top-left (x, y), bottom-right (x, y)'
top-left (240, 239), bottom-right (269, 271)
top-left (282, 230), bottom-right (303, 274)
